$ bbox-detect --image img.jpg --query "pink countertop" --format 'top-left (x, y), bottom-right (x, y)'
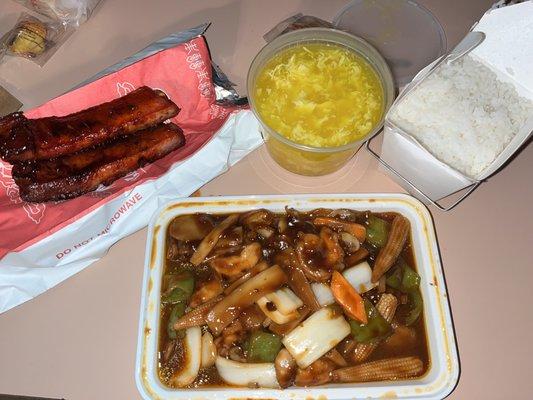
top-left (0, 1), bottom-right (532, 399)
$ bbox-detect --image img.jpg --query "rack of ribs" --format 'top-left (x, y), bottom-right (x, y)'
top-left (0, 86), bottom-right (180, 162)
top-left (0, 86), bottom-right (186, 202)
top-left (12, 123), bottom-right (185, 202)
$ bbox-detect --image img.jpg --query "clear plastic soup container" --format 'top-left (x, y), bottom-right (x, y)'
top-left (247, 28), bottom-right (395, 176)
top-left (136, 194), bottom-right (459, 400)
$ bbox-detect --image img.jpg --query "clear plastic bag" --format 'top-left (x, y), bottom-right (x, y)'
top-left (0, 12), bottom-right (74, 66)
top-left (263, 13), bottom-right (334, 42)
top-left (13, 0), bottom-right (103, 27)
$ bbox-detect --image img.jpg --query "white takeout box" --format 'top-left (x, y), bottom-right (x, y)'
top-left (136, 194), bottom-right (459, 400)
top-left (380, 2), bottom-right (533, 203)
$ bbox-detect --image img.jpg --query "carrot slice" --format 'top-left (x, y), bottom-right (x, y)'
top-left (330, 270), bottom-right (368, 324)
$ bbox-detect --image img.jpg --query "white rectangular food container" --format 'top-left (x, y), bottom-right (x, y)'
top-left (378, 2), bottom-right (533, 208)
top-left (136, 193), bottom-right (459, 400)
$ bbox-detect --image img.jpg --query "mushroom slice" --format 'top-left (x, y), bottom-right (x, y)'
top-left (339, 232), bottom-right (360, 253)
top-left (294, 357), bottom-right (337, 386)
top-left (168, 327), bottom-right (201, 387)
top-left (240, 209), bottom-right (274, 228)
top-left (215, 356), bottom-right (280, 388)
top-left (282, 307), bottom-right (351, 369)
top-left (169, 214), bottom-right (213, 241)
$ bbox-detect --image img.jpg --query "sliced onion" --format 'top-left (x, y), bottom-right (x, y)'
top-left (311, 283), bottom-right (335, 307)
top-left (282, 307), bottom-right (351, 369)
top-left (215, 356), bottom-right (280, 388)
top-left (200, 331), bottom-right (216, 368)
top-left (168, 327), bottom-right (201, 387)
top-left (342, 262), bottom-right (377, 293)
top-left (265, 287), bottom-right (304, 315)
top-left (256, 296), bottom-right (299, 324)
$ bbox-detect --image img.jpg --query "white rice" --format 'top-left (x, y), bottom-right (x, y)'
top-left (389, 54), bottom-right (533, 179)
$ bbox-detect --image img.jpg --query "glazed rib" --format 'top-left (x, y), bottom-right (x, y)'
top-left (0, 86), bottom-right (180, 162)
top-left (14, 122), bottom-right (185, 203)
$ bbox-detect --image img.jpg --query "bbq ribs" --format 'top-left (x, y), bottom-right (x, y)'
top-left (0, 86), bottom-right (185, 202)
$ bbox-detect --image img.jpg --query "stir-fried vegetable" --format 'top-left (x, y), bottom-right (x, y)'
top-left (162, 271), bottom-right (195, 304)
top-left (160, 209), bottom-right (427, 389)
top-left (200, 332), bottom-right (217, 368)
top-left (256, 287), bottom-right (303, 324)
top-left (365, 215), bottom-right (389, 248)
top-left (168, 214), bottom-right (213, 241)
top-left (206, 265), bottom-right (287, 335)
top-left (282, 306), bottom-right (351, 368)
top-left (190, 213), bottom-right (239, 265)
top-left (352, 294), bottom-right (398, 362)
top-left (311, 283), bottom-right (335, 306)
top-left (215, 356), bottom-right (280, 388)
top-left (313, 217), bottom-right (366, 242)
top-left (405, 291), bottom-right (423, 326)
top-left (387, 261), bottom-right (421, 293)
top-left (168, 327), bottom-right (202, 387)
top-left (349, 299), bottom-right (392, 343)
top-left (276, 249), bottom-right (321, 311)
top-left (246, 331), bottom-right (283, 362)
top-left (173, 295), bottom-right (222, 331)
top-left (372, 215), bottom-right (410, 283)
top-left (330, 271), bottom-right (367, 323)
top-left (342, 262), bottom-right (377, 294)
top-left (331, 356), bottom-right (424, 383)
top-left (167, 302), bottom-right (186, 339)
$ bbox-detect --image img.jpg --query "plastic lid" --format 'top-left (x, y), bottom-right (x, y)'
top-left (333, 0), bottom-right (447, 87)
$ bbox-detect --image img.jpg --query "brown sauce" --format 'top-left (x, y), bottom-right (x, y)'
top-left (158, 208), bottom-right (429, 388)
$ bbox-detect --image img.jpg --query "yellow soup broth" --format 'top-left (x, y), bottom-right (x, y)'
top-left (254, 43), bottom-right (384, 148)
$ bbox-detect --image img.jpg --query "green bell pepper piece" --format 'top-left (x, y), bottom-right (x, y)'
top-left (349, 299), bottom-right (392, 343)
top-left (167, 302), bottom-right (186, 339)
top-left (386, 261), bottom-right (421, 293)
top-left (366, 215), bottom-right (389, 248)
top-left (401, 265), bottom-right (421, 293)
top-left (405, 291), bottom-right (423, 326)
top-left (162, 271), bottom-right (195, 304)
top-left (246, 331), bottom-right (282, 363)
top-left (386, 266), bottom-right (403, 290)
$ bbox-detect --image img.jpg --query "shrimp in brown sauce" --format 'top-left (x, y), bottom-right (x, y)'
top-left (158, 208), bottom-right (427, 389)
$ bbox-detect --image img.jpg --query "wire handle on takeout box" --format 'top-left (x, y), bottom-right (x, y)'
top-left (365, 137), bottom-right (481, 211)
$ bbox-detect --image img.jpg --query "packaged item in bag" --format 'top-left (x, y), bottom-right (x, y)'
top-left (0, 12), bottom-right (73, 66)
top-left (263, 13), bottom-right (334, 42)
top-left (0, 24), bottom-right (262, 314)
top-left (13, 0), bottom-right (103, 26)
